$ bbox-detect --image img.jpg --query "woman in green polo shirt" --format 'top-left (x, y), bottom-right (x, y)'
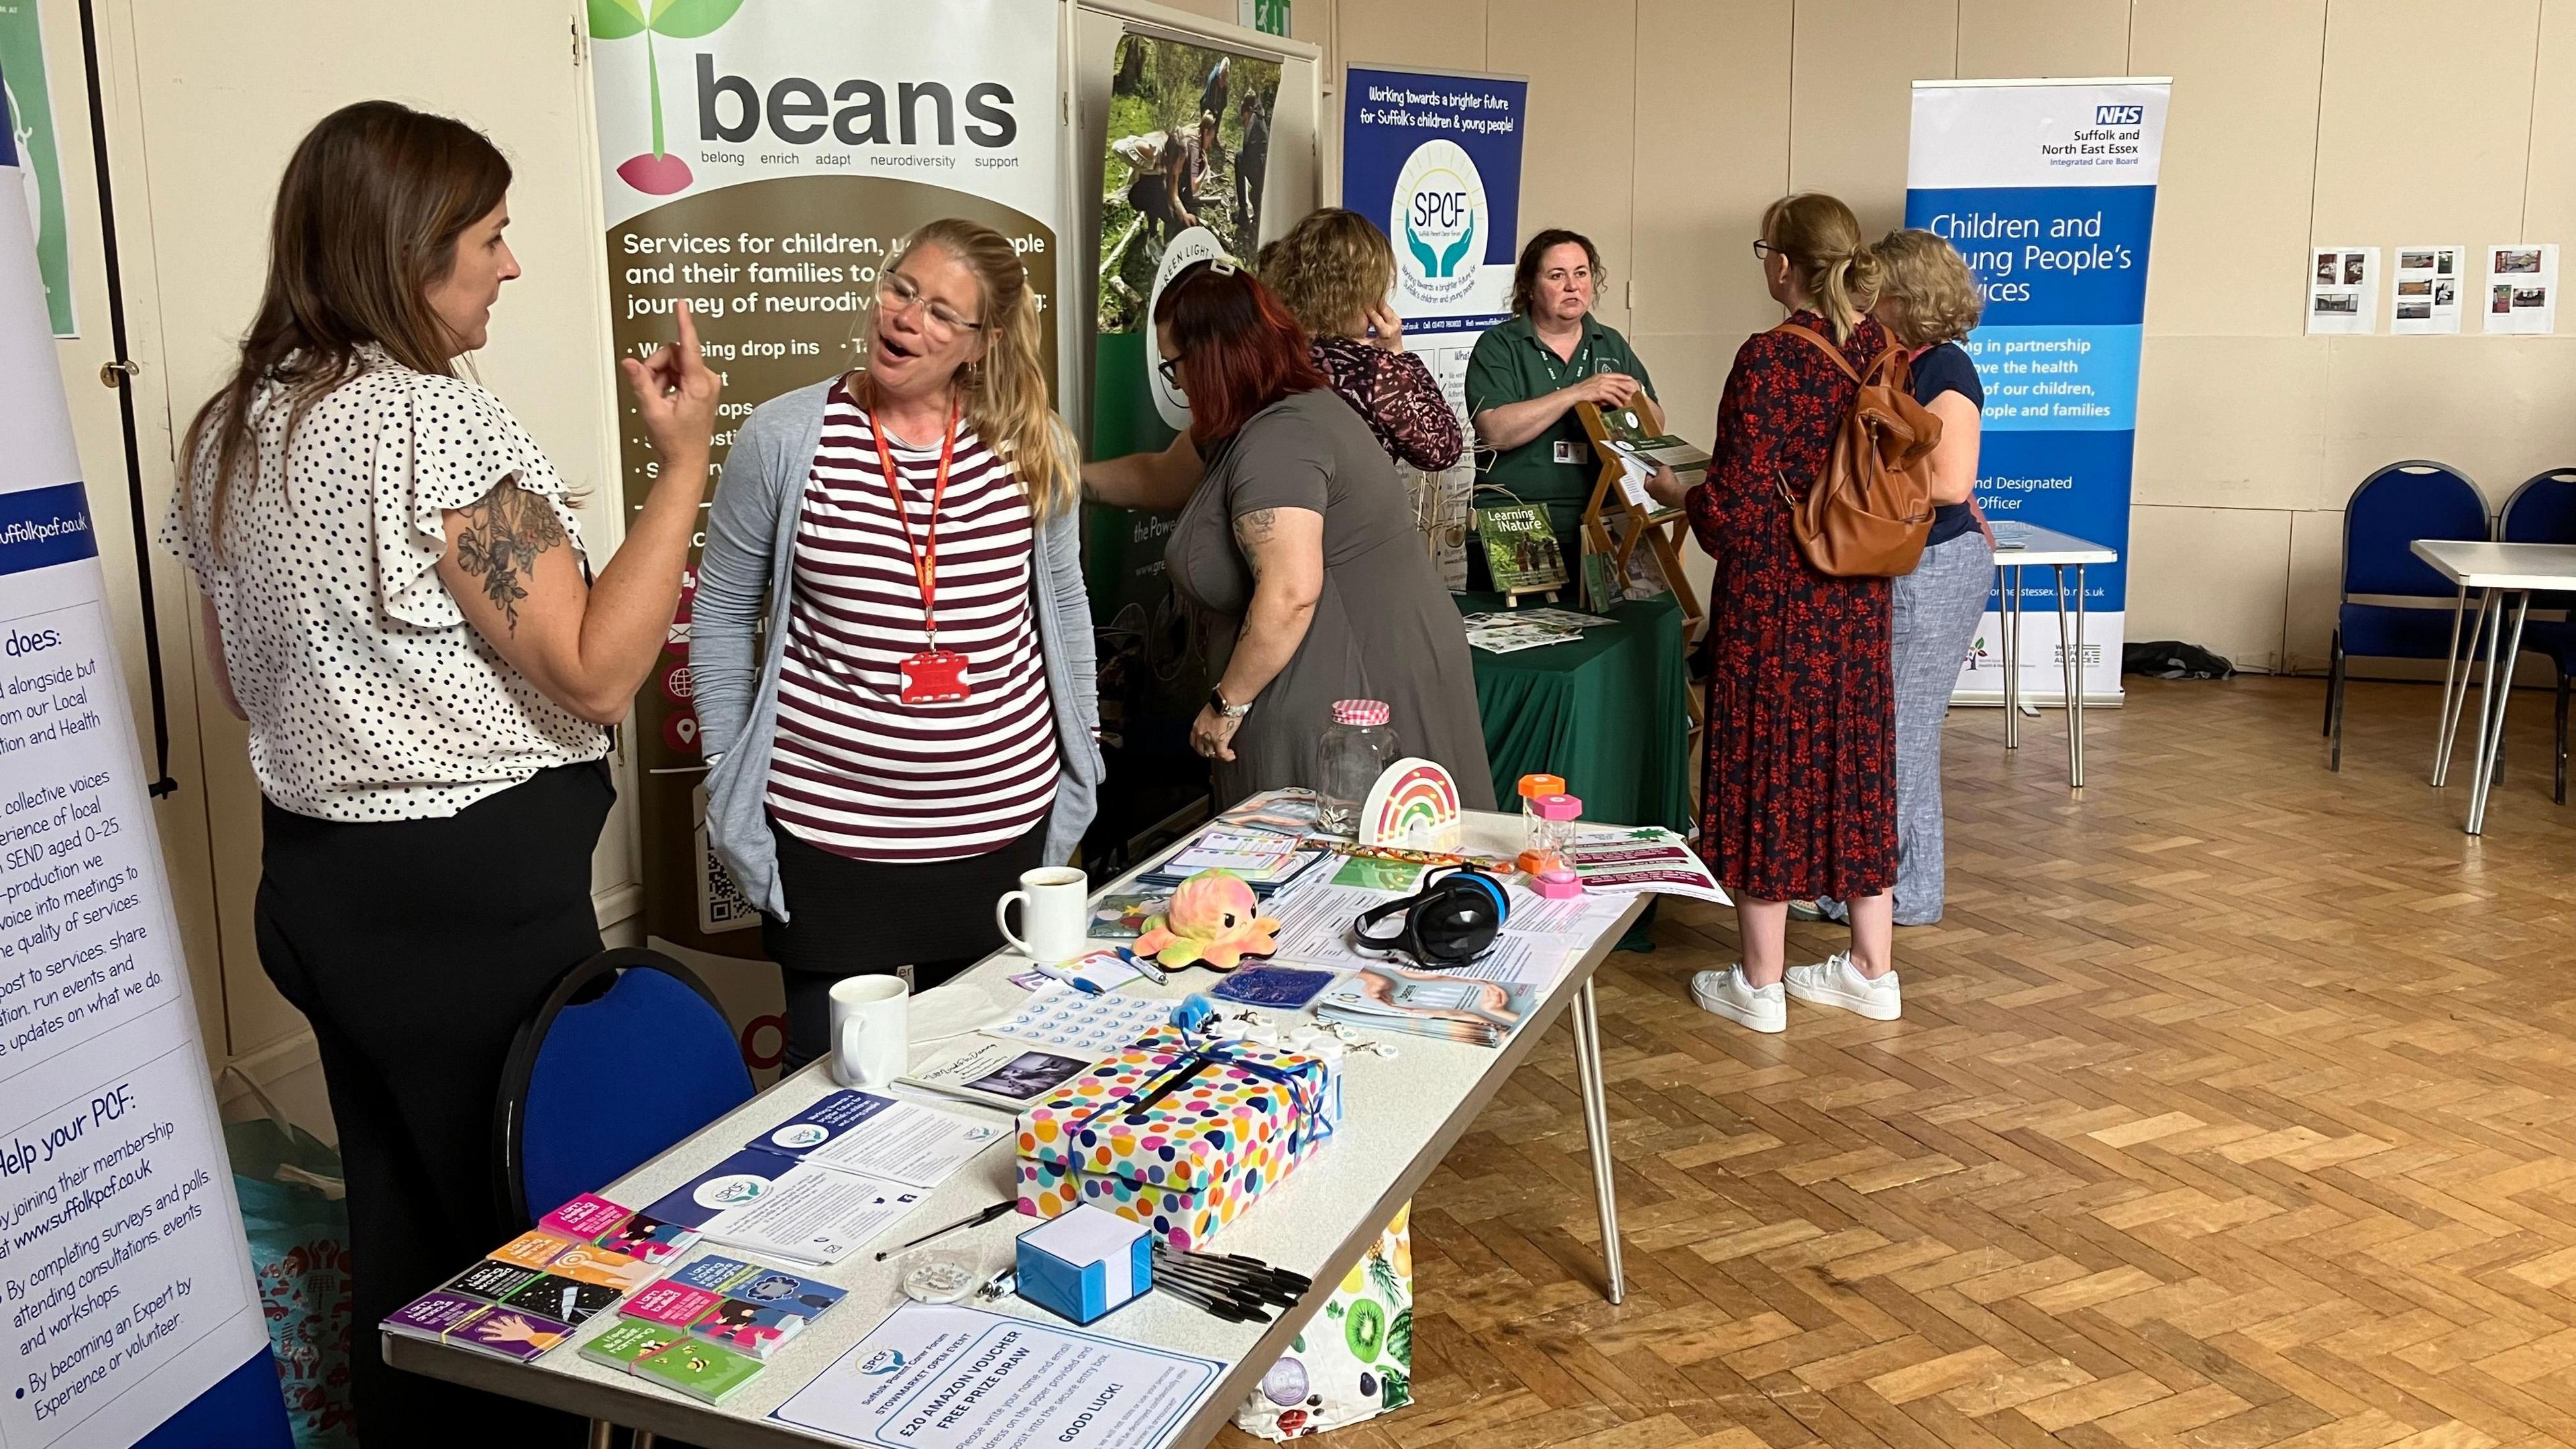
top-left (1465, 229), bottom-right (1664, 545)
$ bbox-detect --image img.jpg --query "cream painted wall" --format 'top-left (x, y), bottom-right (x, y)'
top-left (1307, 0), bottom-right (2576, 676)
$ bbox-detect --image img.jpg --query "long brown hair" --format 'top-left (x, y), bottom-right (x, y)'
top-left (879, 219), bottom-right (1077, 521)
top-left (179, 101), bottom-right (511, 556)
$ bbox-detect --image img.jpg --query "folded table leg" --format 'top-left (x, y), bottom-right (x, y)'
top-left (1571, 979), bottom-right (1625, 1305)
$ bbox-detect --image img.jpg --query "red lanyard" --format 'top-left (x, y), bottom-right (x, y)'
top-left (869, 398), bottom-right (959, 640)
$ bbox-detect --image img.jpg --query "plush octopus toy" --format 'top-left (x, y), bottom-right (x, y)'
top-left (1133, 869), bottom-right (1281, 972)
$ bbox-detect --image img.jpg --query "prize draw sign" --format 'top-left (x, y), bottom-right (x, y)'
top-left (0, 81), bottom-right (281, 1449)
top-left (589, 0), bottom-right (1061, 953)
top-left (1906, 78), bottom-right (2167, 702)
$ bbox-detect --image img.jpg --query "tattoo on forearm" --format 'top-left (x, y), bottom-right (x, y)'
top-left (452, 478), bottom-right (566, 633)
top-left (1234, 508), bottom-right (1277, 582)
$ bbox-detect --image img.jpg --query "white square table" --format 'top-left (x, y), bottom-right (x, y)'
top-left (384, 808), bottom-right (1648, 1448)
top-left (2409, 538), bottom-right (2576, 834)
top-left (1990, 523), bottom-right (2120, 788)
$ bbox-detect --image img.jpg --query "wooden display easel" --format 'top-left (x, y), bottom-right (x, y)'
top-left (1576, 398), bottom-right (1707, 736)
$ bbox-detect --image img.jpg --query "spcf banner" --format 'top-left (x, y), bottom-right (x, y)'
top-left (1904, 78), bottom-right (2168, 704)
top-left (588, 0), bottom-right (1061, 954)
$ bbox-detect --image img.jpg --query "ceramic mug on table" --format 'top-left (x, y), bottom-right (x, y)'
top-left (829, 975), bottom-right (909, 1088)
top-left (995, 865), bottom-right (1089, 963)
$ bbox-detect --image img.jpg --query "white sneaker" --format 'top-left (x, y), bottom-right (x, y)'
top-left (1783, 953), bottom-right (1901, 1020)
top-left (1690, 965), bottom-right (1786, 1033)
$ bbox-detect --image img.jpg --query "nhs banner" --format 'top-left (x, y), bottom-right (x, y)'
top-left (1906, 78), bottom-right (2169, 702)
top-left (0, 62), bottom-right (286, 1449)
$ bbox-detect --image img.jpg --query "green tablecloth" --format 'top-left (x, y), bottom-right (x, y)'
top-left (1452, 592), bottom-right (1694, 832)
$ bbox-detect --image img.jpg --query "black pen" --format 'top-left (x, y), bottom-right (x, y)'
top-left (873, 1199), bottom-right (1016, 1261)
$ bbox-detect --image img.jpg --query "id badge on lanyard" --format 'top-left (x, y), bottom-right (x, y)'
top-left (874, 402), bottom-right (973, 706)
top-left (1546, 336), bottom-right (1595, 466)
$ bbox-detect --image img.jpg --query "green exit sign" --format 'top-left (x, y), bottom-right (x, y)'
top-left (1239, 0), bottom-right (1288, 35)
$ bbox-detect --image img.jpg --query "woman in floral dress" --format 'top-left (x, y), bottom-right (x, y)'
top-left (1649, 193), bottom-right (1902, 1032)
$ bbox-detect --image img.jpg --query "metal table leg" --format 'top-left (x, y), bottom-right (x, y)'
top-left (1570, 979), bottom-right (1625, 1305)
top-left (2467, 589), bottom-right (2532, 835)
top-left (2072, 564), bottom-right (2089, 788)
top-left (2053, 566), bottom-right (2079, 787)
top-left (2002, 564), bottom-right (2021, 750)
top-left (2434, 586), bottom-right (2489, 788)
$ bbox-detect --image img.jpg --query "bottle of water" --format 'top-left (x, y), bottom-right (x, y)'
top-left (1315, 699), bottom-right (1399, 837)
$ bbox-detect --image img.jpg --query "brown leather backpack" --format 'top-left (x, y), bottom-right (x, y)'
top-left (1770, 322), bottom-right (1942, 578)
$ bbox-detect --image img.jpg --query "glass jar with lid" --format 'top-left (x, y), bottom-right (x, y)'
top-left (1315, 699), bottom-right (1399, 836)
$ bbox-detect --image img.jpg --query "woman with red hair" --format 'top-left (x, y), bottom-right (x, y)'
top-left (1086, 261), bottom-right (1491, 806)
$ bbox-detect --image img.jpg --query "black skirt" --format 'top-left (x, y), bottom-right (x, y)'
top-left (761, 812), bottom-right (1049, 1066)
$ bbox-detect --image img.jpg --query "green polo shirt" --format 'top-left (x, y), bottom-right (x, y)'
top-left (1464, 313), bottom-right (1658, 531)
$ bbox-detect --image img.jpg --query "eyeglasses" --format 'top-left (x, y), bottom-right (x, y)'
top-left (1752, 239), bottom-right (1780, 260)
top-left (875, 270), bottom-right (983, 339)
top-left (1156, 354), bottom-right (1186, 388)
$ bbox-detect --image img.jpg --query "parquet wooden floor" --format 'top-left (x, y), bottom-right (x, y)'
top-left (1220, 676), bottom-right (2576, 1449)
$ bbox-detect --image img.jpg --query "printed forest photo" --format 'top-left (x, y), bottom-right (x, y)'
top-left (1097, 35), bottom-right (1281, 333)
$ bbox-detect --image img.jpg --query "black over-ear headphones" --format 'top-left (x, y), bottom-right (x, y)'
top-left (1350, 865), bottom-right (1511, 969)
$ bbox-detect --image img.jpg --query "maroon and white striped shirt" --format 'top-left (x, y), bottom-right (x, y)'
top-left (765, 386), bottom-right (1059, 862)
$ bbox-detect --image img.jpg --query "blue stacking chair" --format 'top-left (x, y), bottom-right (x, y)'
top-left (2499, 468), bottom-right (2576, 803)
top-left (495, 947), bottom-right (754, 1230)
top-left (2326, 461), bottom-right (2490, 771)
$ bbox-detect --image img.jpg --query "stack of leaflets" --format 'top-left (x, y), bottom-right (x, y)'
top-left (747, 1089), bottom-right (1008, 1187)
top-left (1316, 962), bottom-right (1536, 1048)
top-left (644, 1150), bottom-right (926, 1266)
top-left (1136, 826), bottom-right (1328, 898)
top-left (898, 1036), bottom-right (1096, 1113)
top-left (1568, 826), bottom-right (1731, 904)
top-left (619, 1254), bottom-right (848, 1360)
top-left (580, 1321), bottom-right (765, 1403)
top-left (1460, 612), bottom-right (1582, 655)
top-left (1213, 787), bottom-right (1324, 837)
top-left (381, 1195), bottom-right (692, 1361)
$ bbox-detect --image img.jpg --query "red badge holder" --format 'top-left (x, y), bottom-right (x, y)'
top-left (898, 649), bottom-right (971, 704)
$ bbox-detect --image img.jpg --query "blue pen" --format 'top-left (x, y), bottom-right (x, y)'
top-left (1036, 963), bottom-right (1105, 995)
top-left (1116, 945), bottom-right (1169, 985)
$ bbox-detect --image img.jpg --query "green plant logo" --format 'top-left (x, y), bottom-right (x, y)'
top-left (590, 0), bottom-right (747, 195)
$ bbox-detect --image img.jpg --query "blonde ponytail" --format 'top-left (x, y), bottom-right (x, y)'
top-left (893, 219), bottom-right (1077, 521)
top-left (1761, 193), bottom-right (1879, 343)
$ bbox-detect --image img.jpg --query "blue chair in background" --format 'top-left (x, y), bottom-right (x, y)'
top-left (496, 947), bottom-right (754, 1230)
top-left (2498, 467), bottom-right (2576, 802)
top-left (2326, 460), bottom-right (2491, 771)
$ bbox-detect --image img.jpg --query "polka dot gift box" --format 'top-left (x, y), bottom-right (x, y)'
top-left (1016, 1025), bottom-right (1342, 1248)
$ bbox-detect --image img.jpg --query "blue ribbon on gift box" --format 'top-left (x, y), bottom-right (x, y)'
top-left (1075, 1040), bottom-right (1337, 1163)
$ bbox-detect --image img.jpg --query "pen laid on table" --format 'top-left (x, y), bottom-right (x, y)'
top-left (873, 1199), bottom-right (1018, 1261)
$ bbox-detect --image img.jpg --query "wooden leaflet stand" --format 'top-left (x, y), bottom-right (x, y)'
top-left (1575, 397), bottom-right (1707, 736)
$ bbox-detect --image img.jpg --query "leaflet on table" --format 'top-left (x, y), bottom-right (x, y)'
top-left (769, 1301), bottom-right (1220, 1448)
top-left (1318, 963), bottom-right (1534, 1046)
top-left (582, 1320), bottom-right (765, 1403)
top-left (1212, 786), bottom-right (1325, 837)
top-left (623, 1252), bottom-right (849, 1360)
top-left (752, 1089), bottom-right (1009, 1187)
top-left (985, 985), bottom-right (1169, 1056)
top-left (644, 1149), bottom-right (926, 1265)
top-left (899, 1036), bottom-right (1097, 1112)
top-left (1567, 826), bottom-right (1730, 904)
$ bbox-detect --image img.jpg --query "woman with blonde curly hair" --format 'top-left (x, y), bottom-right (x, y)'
top-left (1806, 227), bottom-right (1992, 928)
top-left (1260, 207), bottom-right (1462, 472)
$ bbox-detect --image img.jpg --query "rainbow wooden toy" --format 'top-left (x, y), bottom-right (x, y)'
top-left (1358, 757), bottom-right (1464, 853)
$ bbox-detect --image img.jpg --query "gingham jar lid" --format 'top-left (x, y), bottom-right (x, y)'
top-left (1330, 699), bottom-right (1391, 726)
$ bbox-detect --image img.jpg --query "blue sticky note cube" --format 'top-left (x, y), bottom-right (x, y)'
top-left (1016, 1205), bottom-right (1153, 1325)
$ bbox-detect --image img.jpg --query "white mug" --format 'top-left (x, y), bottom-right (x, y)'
top-left (995, 865), bottom-right (1089, 964)
top-left (830, 975), bottom-right (910, 1089)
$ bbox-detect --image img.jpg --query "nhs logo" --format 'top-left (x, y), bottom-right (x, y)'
top-left (2094, 104), bottom-right (2145, 125)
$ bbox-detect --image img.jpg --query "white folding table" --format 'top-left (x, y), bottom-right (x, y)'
top-left (384, 808), bottom-right (1650, 1448)
top-left (1992, 523), bottom-right (2121, 788)
top-left (2410, 538), bottom-right (2576, 834)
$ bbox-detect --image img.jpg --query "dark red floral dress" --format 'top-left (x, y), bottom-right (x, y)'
top-left (1309, 335), bottom-right (1464, 473)
top-left (1685, 311), bottom-right (1898, 902)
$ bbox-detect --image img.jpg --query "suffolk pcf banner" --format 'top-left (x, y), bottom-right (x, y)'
top-left (1340, 66), bottom-right (1525, 393)
top-left (0, 66), bottom-right (284, 1449)
top-left (588, 0), bottom-right (1061, 956)
top-left (1905, 77), bottom-right (2169, 702)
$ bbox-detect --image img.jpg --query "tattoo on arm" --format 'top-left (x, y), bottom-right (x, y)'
top-left (1233, 508), bottom-right (1279, 583)
top-left (451, 478), bottom-right (567, 633)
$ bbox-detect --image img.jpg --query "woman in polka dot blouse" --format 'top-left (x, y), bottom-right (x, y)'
top-left (162, 102), bottom-right (718, 1448)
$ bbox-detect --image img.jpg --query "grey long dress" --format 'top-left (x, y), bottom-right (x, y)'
top-left (1169, 388), bottom-right (1497, 810)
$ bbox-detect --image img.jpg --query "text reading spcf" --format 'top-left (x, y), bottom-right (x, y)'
top-left (1411, 189), bottom-right (1472, 230)
top-left (698, 56), bottom-right (1017, 149)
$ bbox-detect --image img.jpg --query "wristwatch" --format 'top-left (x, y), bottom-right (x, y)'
top-left (1209, 686), bottom-right (1253, 720)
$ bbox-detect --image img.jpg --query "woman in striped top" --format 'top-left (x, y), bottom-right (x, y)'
top-left (692, 219), bottom-right (1100, 1067)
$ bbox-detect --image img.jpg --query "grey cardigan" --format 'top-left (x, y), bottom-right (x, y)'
top-left (689, 378), bottom-right (1103, 920)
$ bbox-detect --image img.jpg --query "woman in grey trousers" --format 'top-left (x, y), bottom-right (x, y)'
top-left (1815, 229), bottom-right (1993, 928)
